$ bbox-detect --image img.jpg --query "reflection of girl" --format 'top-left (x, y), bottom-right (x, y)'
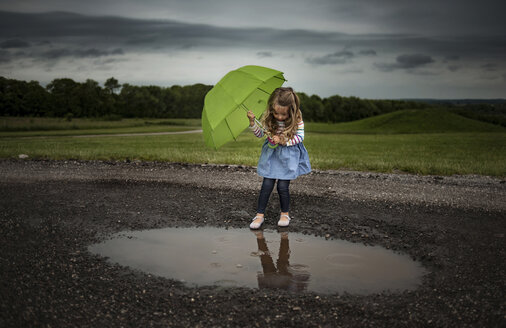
top-left (253, 231), bottom-right (309, 292)
top-left (247, 87), bottom-right (311, 229)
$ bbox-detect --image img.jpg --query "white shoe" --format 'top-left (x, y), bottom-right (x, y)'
top-left (249, 216), bottom-right (265, 229)
top-left (277, 214), bottom-right (291, 227)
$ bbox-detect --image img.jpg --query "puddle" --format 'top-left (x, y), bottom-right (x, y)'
top-left (88, 227), bottom-right (427, 295)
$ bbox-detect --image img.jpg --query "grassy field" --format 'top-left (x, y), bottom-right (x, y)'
top-left (1, 110), bottom-right (505, 176)
top-left (306, 108), bottom-right (505, 134)
top-left (0, 117), bottom-right (201, 137)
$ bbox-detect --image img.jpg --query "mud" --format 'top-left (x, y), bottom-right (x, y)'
top-left (1, 159), bottom-right (505, 327)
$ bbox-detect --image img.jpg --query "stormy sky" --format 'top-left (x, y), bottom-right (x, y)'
top-left (1, 0), bottom-right (505, 98)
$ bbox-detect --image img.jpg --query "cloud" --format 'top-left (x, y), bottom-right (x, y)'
top-left (256, 51), bottom-right (273, 58)
top-left (38, 47), bottom-right (123, 59)
top-left (0, 10), bottom-right (505, 63)
top-left (374, 54), bottom-right (435, 72)
top-left (306, 50), bottom-right (354, 65)
top-left (327, 0), bottom-right (506, 37)
top-left (0, 39), bottom-right (31, 48)
top-left (358, 49), bottom-right (376, 56)
top-left (447, 65), bottom-right (461, 72)
top-left (444, 55), bottom-right (460, 61)
top-left (0, 49), bottom-right (11, 63)
top-left (481, 63), bottom-right (498, 72)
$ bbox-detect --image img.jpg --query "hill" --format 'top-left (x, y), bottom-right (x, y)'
top-left (306, 108), bottom-right (506, 134)
top-left (402, 98), bottom-right (506, 105)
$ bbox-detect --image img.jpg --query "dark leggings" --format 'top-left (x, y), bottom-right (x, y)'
top-left (257, 178), bottom-right (290, 214)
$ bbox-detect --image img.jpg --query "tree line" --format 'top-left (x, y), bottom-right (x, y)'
top-left (1, 76), bottom-right (432, 122)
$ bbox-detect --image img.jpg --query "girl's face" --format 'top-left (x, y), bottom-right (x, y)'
top-left (273, 104), bottom-right (289, 121)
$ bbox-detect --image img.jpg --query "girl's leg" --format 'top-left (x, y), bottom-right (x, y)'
top-left (277, 179), bottom-right (291, 225)
top-left (256, 178), bottom-right (276, 215)
top-left (277, 179), bottom-right (290, 213)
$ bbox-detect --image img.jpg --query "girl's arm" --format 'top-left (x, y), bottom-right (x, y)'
top-left (285, 120), bottom-right (305, 146)
top-left (249, 120), bottom-right (264, 138)
top-left (247, 110), bottom-right (264, 138)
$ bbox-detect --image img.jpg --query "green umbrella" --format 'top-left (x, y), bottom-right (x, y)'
top-left (202, 65), bottom-right (286, 149)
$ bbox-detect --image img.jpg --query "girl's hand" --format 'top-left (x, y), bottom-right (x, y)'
top-left (273, 135), bottom-right (287, 145)
top-left (247, 111), bottom-right (255, 126)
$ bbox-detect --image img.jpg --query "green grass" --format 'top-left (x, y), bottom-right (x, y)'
top-left (0, 117), bottom-right (201, 137)
top-left (1, 131), bottom-right (504, 176)
top-left (307, 109), bottom-right (506, 134)
top-left (1, 110), bottom-right (505, 177)
top-left (306, 133), bottom-right (505, 176)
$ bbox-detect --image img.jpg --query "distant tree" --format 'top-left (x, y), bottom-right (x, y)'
top-left (0, 77), bottom-right (52, 116)
top-left (104, 77), bottom-right (120, 94)
top-left (1, 75), bottom-right (440, 121)
top-left (76, 79), bottom-right (104, 117)
top-left (46, 78), bottom-right (81, 116)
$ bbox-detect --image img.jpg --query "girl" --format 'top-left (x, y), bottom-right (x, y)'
top-left (247, 87), bottom-right (311, 229)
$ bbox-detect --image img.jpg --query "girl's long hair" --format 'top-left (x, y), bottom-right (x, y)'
top-left (261, 87), bottom-right (302, 139)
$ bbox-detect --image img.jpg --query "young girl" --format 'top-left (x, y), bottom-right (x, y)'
top-left (247, 87), bottom-right (311, 229)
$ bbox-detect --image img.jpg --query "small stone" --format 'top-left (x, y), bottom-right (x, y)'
top-left (325, 234), bottom-right (330, 239)
top-left (236, 264), bottom-right (243, 268)
top-left (292, 306), bottom-right (301, 311)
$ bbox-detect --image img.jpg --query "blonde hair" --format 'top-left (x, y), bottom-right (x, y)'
top-left (261, 87), bottom-right (302, 139)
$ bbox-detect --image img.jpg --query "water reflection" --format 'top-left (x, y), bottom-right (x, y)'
top-left (88, 226), bottom-right (427, 295)
top-left (253, 231), bottom-right (310, 292)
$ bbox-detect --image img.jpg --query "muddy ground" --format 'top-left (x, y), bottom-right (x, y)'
top-left (0, 159), bottom-right (505, 327)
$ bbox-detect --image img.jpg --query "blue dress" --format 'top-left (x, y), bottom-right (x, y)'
top-left (257, 140), bottom-right (311, 180)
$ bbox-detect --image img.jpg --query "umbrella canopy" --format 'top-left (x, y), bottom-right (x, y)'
top-left (202, 65), bottom-right (285, 149)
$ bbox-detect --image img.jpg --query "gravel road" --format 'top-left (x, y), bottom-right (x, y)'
top-left (1, 159), bottom-right (505, 327)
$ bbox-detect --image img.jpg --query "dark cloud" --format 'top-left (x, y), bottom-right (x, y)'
top-left (374, 54), bottom-right (435, 72)
top-left (444, 55), bottom-right (460, 61)
top-left (481, 63), bottom-right (498, 72)
top-left (75, 48), bottom-right (124, 58)
top-left (306, 50), bottom-right (354, 65)
top-left (0, 38), bottom-right (31, 48)
top-left (1, 10), bottom-right (504, 62)
top-left (37, 47), bottom-right (124, 60)
top-left (0, 49), bottom-right (11, 63)
top-left (330, 0), bottom-right (506, 37)
top-left (0, 44), bottom-right (125, 64)
top-left (358, 49), bottom-right (376, 56)
top-left (447, 65), bottom-right (461, 72)
top-left (0, 9), bottom-right (505, 80)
